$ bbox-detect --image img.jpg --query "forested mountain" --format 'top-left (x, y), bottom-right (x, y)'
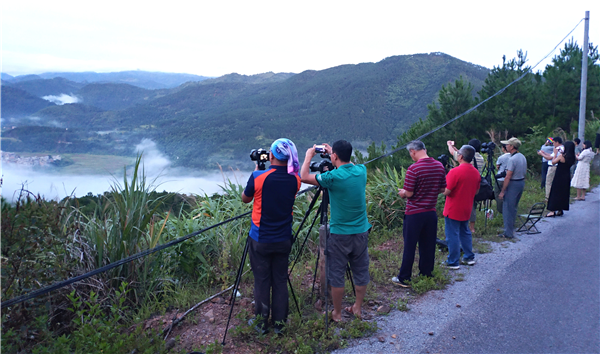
top-left (36, 71), bottom-right (211, 89)
top-left (198, 72), bottom-right (296, 85)
top-left (1, 86), bottom-right (55, 117)
top-left (4, 77), bottom-right (85, 97)
top-left (75, 83), bottom-right (170, 111)
top-left (1, 53), bottom-right (490, 169)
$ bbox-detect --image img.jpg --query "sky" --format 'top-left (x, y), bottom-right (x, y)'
top-left (2, 1), bottom-right (599, 77)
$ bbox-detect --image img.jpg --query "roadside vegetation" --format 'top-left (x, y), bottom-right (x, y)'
top-left (2, 42), bottom-right (600, 353)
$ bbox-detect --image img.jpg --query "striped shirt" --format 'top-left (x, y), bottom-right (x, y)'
top-left (403, 157), bottom-right (447, 215)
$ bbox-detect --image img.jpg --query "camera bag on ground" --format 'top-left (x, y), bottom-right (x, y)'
top-left (473, 157), bottom-right (495, 202)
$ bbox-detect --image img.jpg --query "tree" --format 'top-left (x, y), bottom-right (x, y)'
top-left (475, 50), bottom-right (544, 139)
top-left (542, 39), bottom-right (600, 134)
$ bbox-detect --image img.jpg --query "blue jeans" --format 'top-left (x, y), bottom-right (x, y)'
top-left (445, 217), bottom-right (474, 266)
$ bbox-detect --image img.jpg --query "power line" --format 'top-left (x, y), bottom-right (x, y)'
top-left (0, 18), bottom-right (586, 309)
top-left (365, 18), bottom-right (585, 165)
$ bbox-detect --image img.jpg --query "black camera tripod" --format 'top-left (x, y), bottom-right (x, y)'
top-left (478, 151), bottom-right (501, 230)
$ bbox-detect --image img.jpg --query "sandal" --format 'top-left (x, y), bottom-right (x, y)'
top-left (343, 305), bottom-right (362, 320)
top-left (323, 310), bottom-right (342, 323)
top-left (546, 212), bottom-right (556, 217)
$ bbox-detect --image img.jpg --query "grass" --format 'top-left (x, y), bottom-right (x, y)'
top-left (60, 153), bottom-right (135, 174)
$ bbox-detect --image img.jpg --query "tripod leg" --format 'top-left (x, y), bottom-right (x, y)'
top-left (310, 247), bottom-right (321, 303)
top-left (346, 264), bottom-right (356, 297)
top-left (287, 275), bottom-right (302, 317)
top-left (222, 237), bottom-right (250, 345)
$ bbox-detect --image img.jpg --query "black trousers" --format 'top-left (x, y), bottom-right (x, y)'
top-left (398, 211), bottom-right (438, 282)
top-left (541, 162), bottom-right (549, 189)
top-left (249, 237), bottom-right (291, 329)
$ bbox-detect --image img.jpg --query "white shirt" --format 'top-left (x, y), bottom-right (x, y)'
top-left (548, 145), bottom-right (565, 166)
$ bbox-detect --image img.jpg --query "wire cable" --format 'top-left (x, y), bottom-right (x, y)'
top-left (1, 18), bottom-right (585, 309)
top-left (365, 18), bottom-right (585, 165)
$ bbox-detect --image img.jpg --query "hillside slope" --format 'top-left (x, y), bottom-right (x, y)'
top-left (2, 53), bottom-right (489, 169)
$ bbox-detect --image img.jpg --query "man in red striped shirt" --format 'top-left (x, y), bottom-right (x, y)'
top-left (392, 140), bottom-right (446, 287)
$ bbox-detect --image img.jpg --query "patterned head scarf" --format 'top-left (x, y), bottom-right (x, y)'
top-left (270, 138), bottom-right (300, 175)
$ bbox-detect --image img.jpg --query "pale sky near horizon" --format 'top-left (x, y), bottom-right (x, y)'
top-left (2, 1), bottom-right (598, 78)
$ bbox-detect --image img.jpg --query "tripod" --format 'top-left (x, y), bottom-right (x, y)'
top-left (480, 152), bottom-right (499, 230)
top-left (222, 186), bottom-right (330, 344)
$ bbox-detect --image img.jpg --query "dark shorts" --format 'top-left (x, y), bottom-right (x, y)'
top-left (327, 231), bottom-right (370, 288)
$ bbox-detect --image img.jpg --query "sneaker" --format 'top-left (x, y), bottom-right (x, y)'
top-left (391, 276), bottom-right (411, 288)
top-left (441, 261), bottom-right (460, 270)
top-left (461, 258), bottom-right (476, 266)
top-left (248, 318), bottom-right (268, 335)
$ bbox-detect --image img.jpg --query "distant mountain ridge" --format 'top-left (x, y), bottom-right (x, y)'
top-left (3, 70), bottom-right (211, 90)
top-left (1, 53), bottom-right (490, 169)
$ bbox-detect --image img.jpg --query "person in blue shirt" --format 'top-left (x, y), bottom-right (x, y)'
top-left (242, 138), bottom-right (301, 334)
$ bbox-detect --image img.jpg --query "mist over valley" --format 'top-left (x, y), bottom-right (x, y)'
top-left (1, 54), bottom-right (490, 198)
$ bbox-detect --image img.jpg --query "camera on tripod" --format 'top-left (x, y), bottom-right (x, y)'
top-left (480, 142), bottom-right (496, 155)
top-left (310, 148), bottom-right (334, 173)
top-left (437, 154), bottom-right (450, 171)
top-left (250, 148), bottom-right (270, 170)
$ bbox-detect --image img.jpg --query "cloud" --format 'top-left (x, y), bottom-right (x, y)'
top-left (2, 116), bottom-right (63, 128)
top-left (42, 94), bottom-right (80, 105)
top-left (134, 138), bottom-right (171, 175)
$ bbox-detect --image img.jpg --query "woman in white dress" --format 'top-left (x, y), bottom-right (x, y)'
top-left (571, 140), bottom-right (595, 201)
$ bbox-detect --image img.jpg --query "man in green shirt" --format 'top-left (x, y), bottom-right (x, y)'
top-left (301, 140), bottom-right (371, 322)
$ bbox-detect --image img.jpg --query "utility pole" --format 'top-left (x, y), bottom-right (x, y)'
top-left (578, 11), bottom-right (590, 140)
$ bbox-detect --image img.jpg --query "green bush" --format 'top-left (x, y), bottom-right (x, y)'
top-left (16, 283), bottom-right (168, 354)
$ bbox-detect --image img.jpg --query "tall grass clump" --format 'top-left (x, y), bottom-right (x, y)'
top-left (366, 164), bottom-right (406, 229)
top-left (83, 155), bottom-right (172, 303)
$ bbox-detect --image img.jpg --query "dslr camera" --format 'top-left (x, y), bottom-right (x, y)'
top-left (310, 145), bottom-right (334, 173)
top-left (480, 142), bottom-right (496, 155)
top-left (250, 148), bottom-right (270, 170)
top-left (310, 160), bottom-right (334, 173)
top-left (437, 154), bottom-right (450, 171)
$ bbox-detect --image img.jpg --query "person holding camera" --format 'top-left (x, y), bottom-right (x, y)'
top-left (494, 144), bottom-right (511, 214)
top-left (447, 139), bottom-right (484, 234)
top-left (571, 140), bottom-right (595, 201)
top-left (539, 138), bottom-right (555, 189)
top-left (301, 140), bottom-right (371, 322)
top-left (442, 145), bottom-right (481, 269)
top-left (242, 138), bottom-right (301, 334)
top-left (393, 141), bottom-right (446, 286)
top-left (498, 138), bottom-right (527, 238)
top-left (538, 137), bottom-right (564, 200)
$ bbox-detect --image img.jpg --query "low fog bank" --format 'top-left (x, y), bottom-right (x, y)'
top-left (1, 139), bottom-right (249, 203)
top-left (1, 164), bottom-right (246, 203)
top-left (1, 139), bottom-right (283, 203)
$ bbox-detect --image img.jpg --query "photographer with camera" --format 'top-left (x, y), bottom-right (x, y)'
top-left (301, 140), bottom-right (371, 322)
top-left (447, 139), bottom-right (485, 234)
top-left (494, 144), bottom-right (510, 214)
top-left (393, 141), bottom-right (446, 286)
top-left (242, 138), bottom-right (301, 334)
top-left (442, 145), bottom-right (481, 269)
top-left (498, 138), bottom-right (527, 239)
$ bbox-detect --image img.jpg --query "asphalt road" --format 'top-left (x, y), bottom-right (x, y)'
top-left (337, 187), bottom-right (600, 354)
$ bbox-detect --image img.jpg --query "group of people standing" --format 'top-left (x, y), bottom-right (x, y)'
top-left (393, 138), bottom-right (526, 284)
top-left (239, 133), bottom-right (595, 334)
top-left (242, 138), bottom-right (371, 332)
top-left (538, 137), bottom-right (596, 216)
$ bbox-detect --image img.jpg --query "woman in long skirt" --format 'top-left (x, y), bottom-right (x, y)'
top-left (546, 141), bottom-right (575, 217)
top-left (571, 140), bottom-right (596, 201)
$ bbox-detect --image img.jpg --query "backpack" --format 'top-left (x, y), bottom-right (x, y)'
top-left (473, 157), bottom-right (495, 202)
